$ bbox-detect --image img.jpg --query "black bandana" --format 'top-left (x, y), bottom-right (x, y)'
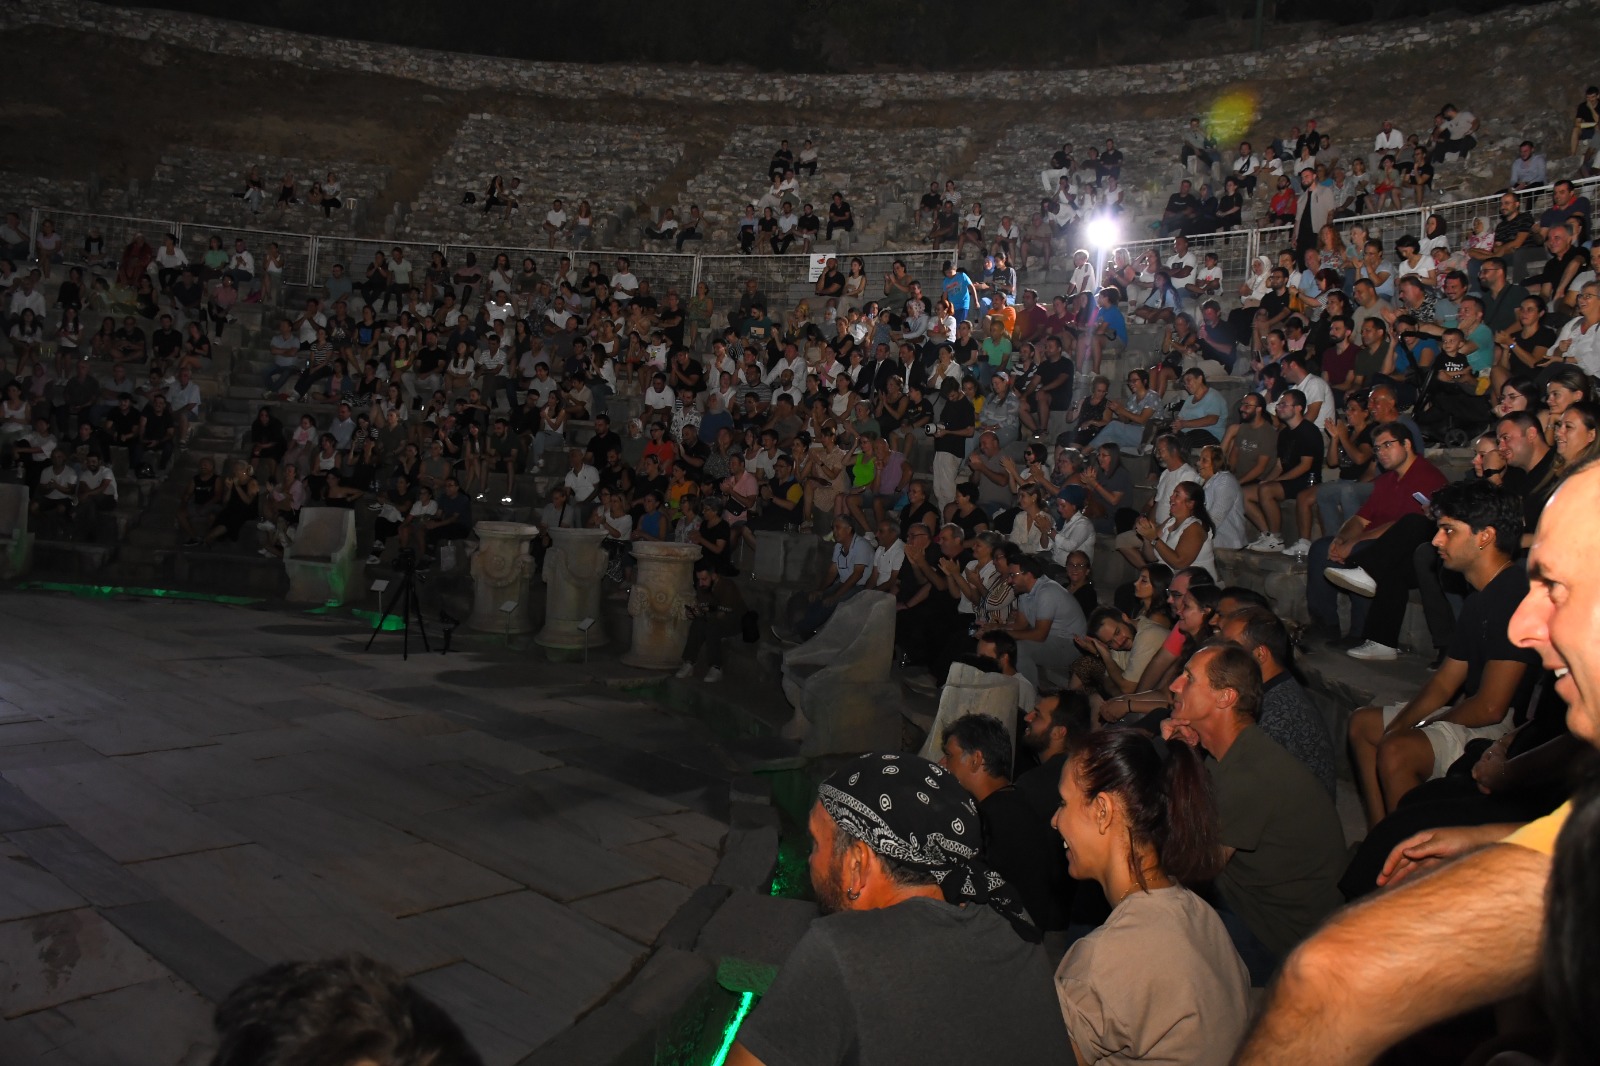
top-left (817, 753), bottom-right (1035, 937)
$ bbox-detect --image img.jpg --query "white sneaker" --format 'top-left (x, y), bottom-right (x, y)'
top-left (1324, 565), bottom-right (1377, 597)
top-left (1347, 640), bottom-right (1398, 661)
top-left (1247, 533), bottom-right (1284, 553)
top-left (366, 553), bottom-right (381, 565)
top-left (674, 662), bottom-right (695, 679)
top-left (703, 667), bottom-right (723, 683)
top-left (256, 519), bottom-right (275, 532)
top-left (1280, 538), bottom-right (1311, 557)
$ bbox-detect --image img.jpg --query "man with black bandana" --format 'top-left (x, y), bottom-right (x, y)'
top-left (728, 753), bottom-right (1070, 1066)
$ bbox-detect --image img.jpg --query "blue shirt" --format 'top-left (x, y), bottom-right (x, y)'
top-left (943, 272), bottom-right (974, 316)
top-left (1098, 306), bottom-right (1128, 344)
top-left (1178, 388), bottom-right (1230, 442)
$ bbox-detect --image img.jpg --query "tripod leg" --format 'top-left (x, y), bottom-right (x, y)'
top-left (406, 579), bottom-right (432, 654)
top-left (365, 574), bottom-right (410, 652)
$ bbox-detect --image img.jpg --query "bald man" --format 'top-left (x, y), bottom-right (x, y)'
top-left (1235, 460), bottom-right (1600, 1064)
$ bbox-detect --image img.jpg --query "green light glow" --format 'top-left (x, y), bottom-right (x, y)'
top-left (351, 607), bottom-right (407, 631)
top-left (15, 582), bottom-right (259, 605)
top-left (709, 991), bottom-right (756, 1066)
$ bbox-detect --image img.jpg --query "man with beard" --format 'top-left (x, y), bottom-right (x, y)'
top-left (727, 753), bottom-right (1070, 1066)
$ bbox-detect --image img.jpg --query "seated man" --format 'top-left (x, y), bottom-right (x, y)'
top-left (1242, 389), bottom-right (1322, 555)
top-left (1164, 644), bottom-right (1346, 987)
top-left (1219, 606), bottom-right (1337, 797)
top-left (940, 713), bottom-right (1073, 938)
top-left (782, 514), bottom-right (872, 641)
top-left (1304, 419), bottom-right (1446, 649)
top-left (1346, 481), bottom-right (1539, 828)
top-left (998, 555), bottom-right (1086, 688)
top-left (728, 753), bottom-right (1071, 1066)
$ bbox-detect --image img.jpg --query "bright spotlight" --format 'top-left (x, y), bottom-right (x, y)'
top-left (1085, 216), bottom-right (1120, 250)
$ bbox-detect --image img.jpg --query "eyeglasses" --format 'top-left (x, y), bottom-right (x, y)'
top-left (1375, 439), bottom-right (1405, 451)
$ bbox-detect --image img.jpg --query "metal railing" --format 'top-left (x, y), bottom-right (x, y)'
top-left (23, 172), bottom-right (1600, 321)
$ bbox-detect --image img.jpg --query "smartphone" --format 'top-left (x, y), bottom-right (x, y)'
top-left (1412, 491), bottom-right (1430, 506)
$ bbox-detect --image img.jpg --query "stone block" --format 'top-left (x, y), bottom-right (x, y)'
top-left (284, 506), bottom-right (359, 604)
top-left (917, 664), bottom-right (1020, 762)
top-left (694, 889), bottom-right (818, 986)
top-left (656, 884), bottom-right (732, 952)
top-left (711, 824), bottom-right (779, 891)
top-left (780, 590), bottom-right (902, 757)
top-left (0, 483), bottom-right (34, 578)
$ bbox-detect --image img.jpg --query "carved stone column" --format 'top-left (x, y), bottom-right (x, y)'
top-left (535, 528), bottom-right (610, 652)
top-left (621, 542), bottom-right (703, 669)
top-left (467, 521), bottom-right (540, 633)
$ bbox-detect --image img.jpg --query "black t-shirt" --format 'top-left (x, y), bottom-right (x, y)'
top-left (416, 345), bottom-right (446, 375)
top-left (1259, 289), bottom-right (1290, 321)
top-left (954, 336), bottom-right (982, 368)
top-left (979, 785), bottom-right (1072, 932)
top-left (1447, 565), bottom-right (1541, 715)
top-left (1335, 423), bottom-right (1374, 481)
top-left (586, 430), bottom-right (623, 466)
top-left (1036, 354), bottom-right (1074, 404)
top-left (798, 212), bottom-right (821, 235)
top-left (925, 544), bottom-right (972, 615)
top-left (1276, 419), bottom-right (1322, 479)
top-left (936, 397), bottom-right (975, 456)
top-left (951, 506), bottom-right (988, 541)
top-left (1508, 446), bottom-right (1559, 535)
top-left (191, 472), bottom-right (219, 506)
top-left (1164, 193), bottom-right (1199, 217)
top-left (104, 406), bottom-right (141, 440)
top-left (1538, 246), bottom-right (1586, 294)
top-left (140, 407), bottom-right (175, 443)
top-left (151, 328), bottom-right (183, 359)
top-left (738, 898), bottom-right (1071, 1066)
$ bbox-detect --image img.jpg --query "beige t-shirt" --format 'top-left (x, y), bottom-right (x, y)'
top-left (1056, 885), bottom-right (1250, 1066)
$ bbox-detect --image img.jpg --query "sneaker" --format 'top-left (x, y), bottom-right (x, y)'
top-left (366, 553), bottom-right (381, 565)
top-left (183, 538), bottom-right (200, 548)
top-left (1280, 538), bottom-right (1312, 557)
top-left (1347, 640), bottom-right (1399, 661)
top-left (1246, 533), bottom-right (1284, 553)
top-left (703, 667), bottom-right (723, 683)
top-left (1324, 565), bottom-right (1377, 597)
top-left (256, 519), bottom-right (276, 532)
top-left (500, 495), bottom-right (513, 504)
top-left (367, 502), bottom-right (382, 512)
top-left (674, 662), bottom-right (695, 679)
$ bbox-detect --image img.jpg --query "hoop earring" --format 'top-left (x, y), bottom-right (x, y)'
top-left (845, 888), bottom-right (861, 901)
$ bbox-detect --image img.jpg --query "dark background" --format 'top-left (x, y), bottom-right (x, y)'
top-left (124, 0), bottom-right (1543, 72)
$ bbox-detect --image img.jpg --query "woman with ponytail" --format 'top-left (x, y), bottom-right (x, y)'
top-left (1051, 727), bottom-right (1249, 1065)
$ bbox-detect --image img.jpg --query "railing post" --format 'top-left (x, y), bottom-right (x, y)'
top-left (689, 254), bottom-right (703, 302)
top-left (307, 235), bottom-right (319, 289)
top-left (28, 208), bottom-right (39, 261)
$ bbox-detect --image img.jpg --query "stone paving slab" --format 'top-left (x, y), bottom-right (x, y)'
top-left (4, 761), bottom-right (249, 865)
top-left (130, 843), bottom-right (455, 975)
top-left (409, 963), bottom-right (559, 1066)
top-left (406, 891), bottom-right (646, 1042)
top-left (0, 908), bottom-right (171, 1018)
top-left (0, 840), bottom-right (87, 923)
top-left (0, 591), bottom-right (737, 1060)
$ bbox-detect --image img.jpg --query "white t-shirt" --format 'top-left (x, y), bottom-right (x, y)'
top-left (643, 385), bottom-right (675, 412)
top-left (1374, 129), bottom-right (1405, 152)
top-left (547, 209), bottom-right (568, 228)
top-left (599, 511), bottom-right (634, 539)
top-left (611, 272), bottom-right (639, 299)
top-left (1195, 264), bottom-right (1223, 288)
top-left (1166, 252), bottom-right (1198, 280)
top-left (409, 499), bottom-right (438, 520)
top-left (79, 465), bottom-right (118, 500)
top-left (1293, 373), bottom-right (1335, 424)
top-left (41, 465), bottom-right (78, 500)
top-left (154, 247), bottom-right (188, 269)
top-left (1152, 463), bottom-right (1203, 526)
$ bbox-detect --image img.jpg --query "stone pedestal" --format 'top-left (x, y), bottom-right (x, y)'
top-left (468, 521), bottom-right (541, 634)
top-left (622, 542), bottom-right (702, 669)
top-left (535, 527), bottom-right (610, 652)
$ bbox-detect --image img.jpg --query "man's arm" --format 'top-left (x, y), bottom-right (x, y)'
top-left (1438, 659), bottom-right (1528, 728)
top-left (1385, 657), bottom-right (1467, 732)
top-left (1234, 844), bottom-right (1548, 1066)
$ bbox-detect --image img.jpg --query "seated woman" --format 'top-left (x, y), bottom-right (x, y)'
top-left (1120, 480), bottom-right (1218, 580)
top-left (1089, 370), bottom-right (1160, 454)
top-left (1053, 727), bottom-right (1249, 1066)
top-left (1100, 582), bottom-right (1222, 727)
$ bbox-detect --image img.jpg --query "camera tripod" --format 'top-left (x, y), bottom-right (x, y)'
top-left (364, 554), bottom-right (432, 660)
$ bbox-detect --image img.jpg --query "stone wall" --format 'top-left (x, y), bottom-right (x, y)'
top-left (0, 0), bottom-right (1584, 107)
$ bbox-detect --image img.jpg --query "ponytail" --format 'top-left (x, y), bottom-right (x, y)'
top-left (1070, 727), bottom-right (1222, 890)
top-left (1159, 740), bottom-right (1222, 885)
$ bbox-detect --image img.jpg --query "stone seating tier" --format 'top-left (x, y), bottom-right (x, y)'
top-left (404, 116), bottom-right (683, 246)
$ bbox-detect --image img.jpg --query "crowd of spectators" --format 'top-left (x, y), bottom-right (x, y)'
top-left (8, 94), bottom-right (1600, 1066)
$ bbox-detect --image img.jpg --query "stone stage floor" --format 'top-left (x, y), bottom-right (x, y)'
top-left (0, 589), bottom-right (751, 1065)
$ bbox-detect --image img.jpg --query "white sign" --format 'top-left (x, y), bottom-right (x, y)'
top-left (806, 254), bottom-right (830, 282)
